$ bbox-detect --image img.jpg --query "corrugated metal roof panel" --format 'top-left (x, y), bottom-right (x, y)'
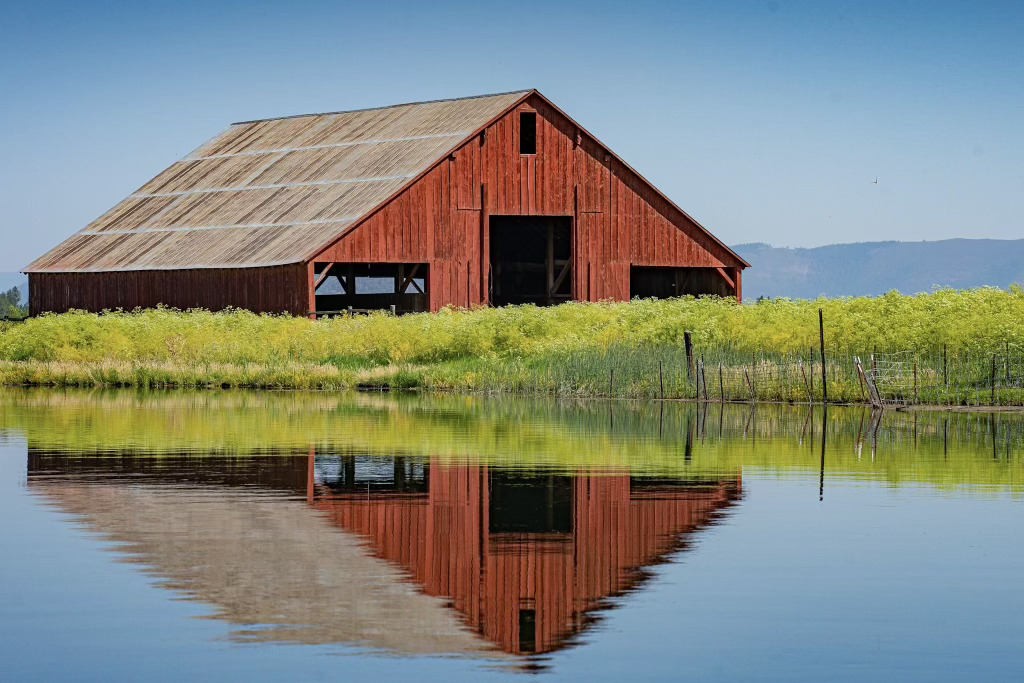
top-left (26, 91), bottom-right (530, 272)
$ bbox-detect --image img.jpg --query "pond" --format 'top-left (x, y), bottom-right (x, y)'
top-left (1, 389), bottom-right (1022, 681)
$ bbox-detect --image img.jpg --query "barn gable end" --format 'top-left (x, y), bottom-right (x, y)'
top-left (310, 92), bottom-right (746, 310)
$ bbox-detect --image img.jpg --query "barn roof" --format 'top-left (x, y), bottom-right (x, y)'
top-left (25, 90), bottom-right (747, 273)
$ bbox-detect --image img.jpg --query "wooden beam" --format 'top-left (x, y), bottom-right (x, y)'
top-left (312, 262), bottom-right (336, 291)
top-left (551, 259), bottom-right (571, 296)
top-left (715, 267), bottom-right (735, 290)
top-left (400, 264), bottom-right (423, 294)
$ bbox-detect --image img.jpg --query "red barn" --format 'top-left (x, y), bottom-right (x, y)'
top-left (25, 90), bottom-right (748, 316)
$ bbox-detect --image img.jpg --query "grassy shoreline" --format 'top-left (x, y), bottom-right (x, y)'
top-left (2, 288), bottom-right (1023, 404)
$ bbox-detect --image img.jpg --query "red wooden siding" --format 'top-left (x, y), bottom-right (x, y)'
top-left (313, 461), bottom-right (741, 656)
top-left (29, 264), bottom-right (308, 316)
top-left (312, 94), bottom-right (744, 311)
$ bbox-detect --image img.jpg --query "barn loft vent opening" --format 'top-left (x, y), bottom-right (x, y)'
top-left (519, 111), bottom-right (537, 154)
top-left (489, 215), bottom-right (571, 306)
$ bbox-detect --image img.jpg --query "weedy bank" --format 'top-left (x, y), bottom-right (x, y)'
top-left (1, 287), bottom-right (1023, 404)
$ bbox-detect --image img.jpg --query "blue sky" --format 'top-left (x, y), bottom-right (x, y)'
top-left (2, 0), bottom-right (1022, 271)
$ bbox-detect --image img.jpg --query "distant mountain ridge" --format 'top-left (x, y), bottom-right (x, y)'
top-left (732, 239), bottom-right (1024, 300)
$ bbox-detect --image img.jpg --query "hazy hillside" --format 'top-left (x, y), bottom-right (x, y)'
top-left (732, 239), bottom-right (1024, 300)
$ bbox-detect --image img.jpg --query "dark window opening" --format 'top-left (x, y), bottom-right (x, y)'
top-left (519, 609), bottom-right (537, 653)
top-left (489, 216), bottom-right (572, 307)
top-left (313, 262), bottom-right (427, 315)
top-left (520, 111), bottom-right (537, 154)
top-left (630, 266), bottom-right (734, 300)
top-left (489, 470), bottom-right (573, 534)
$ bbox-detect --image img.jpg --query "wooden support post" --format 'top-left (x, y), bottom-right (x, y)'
top-left (659, 360), bottom-right (664, 399)
top-left (719, 363), bottom-right (724, 403)
top-left (307, 262), bottom-right (317, 319)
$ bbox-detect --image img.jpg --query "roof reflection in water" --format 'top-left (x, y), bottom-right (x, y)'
top-left (27, 449), bottom-right (741, 663)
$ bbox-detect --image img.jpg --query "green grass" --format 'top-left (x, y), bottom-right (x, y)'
top-left (2, 287), bottom-right (1023, 402)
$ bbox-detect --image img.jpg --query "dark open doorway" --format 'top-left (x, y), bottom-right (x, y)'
top-left (489, 216), bottom-right (572, 306)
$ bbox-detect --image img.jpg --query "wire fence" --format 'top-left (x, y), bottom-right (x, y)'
top-left (461, 343), bottom-right (1024, 407)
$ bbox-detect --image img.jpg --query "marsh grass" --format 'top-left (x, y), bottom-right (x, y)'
top-left (2, 287), bottom-right (1024, 403)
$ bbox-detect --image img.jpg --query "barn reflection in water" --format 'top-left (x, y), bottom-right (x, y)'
top-left (27, 449), bottom-right (741, 662)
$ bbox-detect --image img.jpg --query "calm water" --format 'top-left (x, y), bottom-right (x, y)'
top-left (1, 389), bottom-right (1022, 681)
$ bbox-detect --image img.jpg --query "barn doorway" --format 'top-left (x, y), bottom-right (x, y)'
top-left (489, 216), bottom-right (572, 306)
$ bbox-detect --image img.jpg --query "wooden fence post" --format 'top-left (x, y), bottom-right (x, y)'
top-left (684, 331), bottom-right (694, 382)
top-left (819, 309), bottom-right (828, 405)
top-left (659, 360), bottom-right (664, 399)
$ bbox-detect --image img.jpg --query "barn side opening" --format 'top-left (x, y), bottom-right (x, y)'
top-left (312, 263), bottom-right (427, 316)
top-left (630, 266), bottom-right (734, 299)
top-left (489, 216), bottom-right (572, 307)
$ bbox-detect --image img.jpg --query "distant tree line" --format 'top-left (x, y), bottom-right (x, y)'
top-left (1, 287), bottom-right (26, 319)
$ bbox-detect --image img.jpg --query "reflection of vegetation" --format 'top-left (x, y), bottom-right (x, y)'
top-left (2, 389), bottom-right (1021, 491)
